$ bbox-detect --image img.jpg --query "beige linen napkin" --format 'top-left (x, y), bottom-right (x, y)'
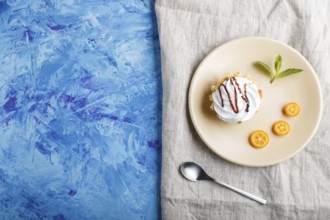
top-left (156, 0), bottom-right (330, 219)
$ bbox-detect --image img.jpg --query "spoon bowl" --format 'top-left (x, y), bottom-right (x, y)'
top-left (180, 162), bottom-right (213, 181)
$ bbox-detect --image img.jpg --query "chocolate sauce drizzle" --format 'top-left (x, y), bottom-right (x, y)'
top-left (218, 77), bottom-right (250, 113)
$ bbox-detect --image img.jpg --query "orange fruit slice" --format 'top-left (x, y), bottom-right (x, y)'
top-left (283, 102), bottom-right (300, 117)
top-left (273, 120), bottom-right (290, 136)
top-left (249, 130), bottom-right (269, 148)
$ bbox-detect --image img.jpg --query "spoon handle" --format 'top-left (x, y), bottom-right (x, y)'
top-left (213, 180), bottom-right (267, 205)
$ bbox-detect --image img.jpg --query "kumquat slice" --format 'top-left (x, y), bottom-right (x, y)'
top-left (249, 130), bottom-right (269, 148)
top-left (273, 120), bottom-right (290, 136)
top-left (283, 102), bottom-right (300, 117)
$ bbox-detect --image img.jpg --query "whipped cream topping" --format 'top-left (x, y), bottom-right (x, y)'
top-left (212, 77), bottom-right (261, 123)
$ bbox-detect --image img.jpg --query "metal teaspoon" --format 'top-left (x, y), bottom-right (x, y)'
top-left (179, 162), bottom-right (267, 205)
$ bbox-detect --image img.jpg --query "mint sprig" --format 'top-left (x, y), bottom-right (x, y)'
top-left (254, 55), bottom-right (303, 84)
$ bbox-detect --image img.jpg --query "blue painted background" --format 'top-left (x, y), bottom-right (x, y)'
top-left (0, 0), bottom-right (162, 219)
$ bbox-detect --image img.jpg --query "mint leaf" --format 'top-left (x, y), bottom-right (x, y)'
top-left (255, 61), bottom-right (274, 77)
top-left (277, 68), bottom-right (303, 78)
top-left (274, 55), bottom-right (282, 73)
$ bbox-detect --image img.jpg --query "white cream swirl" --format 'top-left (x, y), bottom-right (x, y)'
top-left (212, 77), bottom-right (261, 123)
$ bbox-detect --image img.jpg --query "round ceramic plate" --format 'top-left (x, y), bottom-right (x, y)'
top-left (188, 37), bottom-right (323, 167)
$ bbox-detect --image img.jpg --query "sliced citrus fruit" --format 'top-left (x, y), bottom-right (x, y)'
top-left (283, 102), bottom-right (300, 117)
top-left (273, 120), bottom-right (290, 136)
top-left (249, 130), bottom-right (269, 148)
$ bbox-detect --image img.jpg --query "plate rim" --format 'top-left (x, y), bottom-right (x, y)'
top-left (188, 36), bottom-right (323, 167)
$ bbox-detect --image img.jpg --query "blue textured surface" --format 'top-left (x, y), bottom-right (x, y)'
top-left (0, 0), bottom-right (161, 219)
